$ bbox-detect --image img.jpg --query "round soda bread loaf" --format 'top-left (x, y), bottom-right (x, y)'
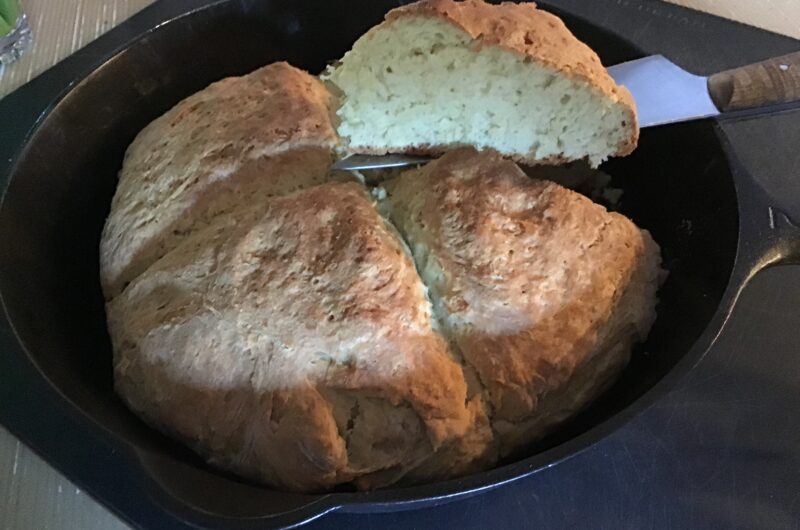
top-left (324, 0), bottom-right (638, 167)
top-left (101, 1), bottom-right (661, 492)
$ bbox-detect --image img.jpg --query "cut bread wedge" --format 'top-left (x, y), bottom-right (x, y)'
top-left (100, 62), bottom-right (338, 299)
top-left (324, 0), bottom-right (638, 167)
top-left (381, 148), bottom-right (662, 455)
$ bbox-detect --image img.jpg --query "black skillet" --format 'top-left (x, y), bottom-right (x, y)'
top-left (1, 1), bottom-right (800, 528)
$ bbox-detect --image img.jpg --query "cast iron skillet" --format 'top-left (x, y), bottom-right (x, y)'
top-left (1, 1), bottom-right (799, 528)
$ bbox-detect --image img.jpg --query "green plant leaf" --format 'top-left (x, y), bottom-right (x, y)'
top-left (0, 0), bottom-right (19, 33)
top-left (0, 13), bottom-right (12, 36)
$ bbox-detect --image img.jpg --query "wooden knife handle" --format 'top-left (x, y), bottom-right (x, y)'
top-left (708, 51), bottom-right (800, 112)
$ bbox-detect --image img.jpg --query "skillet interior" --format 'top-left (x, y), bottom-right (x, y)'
top-left (0, 0), bottom-right (738, 516)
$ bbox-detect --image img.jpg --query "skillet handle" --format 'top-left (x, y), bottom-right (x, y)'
top-left (754, 206), bottom-right (800, 267)
top-left (731, 158), bottom-right (800, 283)
top-left (687, 121), bottom-right (800, 364)
top-left (696, 153), bottom-right (800, 357)
top-left (708, 51), bottom-right (800, 113)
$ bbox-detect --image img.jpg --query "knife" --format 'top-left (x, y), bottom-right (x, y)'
top-left (609, 50), bottom-right (800, 127)
top-left (333, 51), bottom-right (800, 171)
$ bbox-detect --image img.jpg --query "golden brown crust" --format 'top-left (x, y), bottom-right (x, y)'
top-left (107, 143), bottom-right (661, 489)
top-left (383, 148), bottom-right (661, 449)
top-left (104, 19), bottom-right (657, 488)
top-left (100, 62), bottom-right (338, 299)
top-left (384, 0), bottom-right (639, 159)
top-left (108, 181), bottom-right (487, 491)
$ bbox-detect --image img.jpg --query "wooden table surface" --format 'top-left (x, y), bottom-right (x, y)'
top-left (1, 1), bottom-right (799, 528)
